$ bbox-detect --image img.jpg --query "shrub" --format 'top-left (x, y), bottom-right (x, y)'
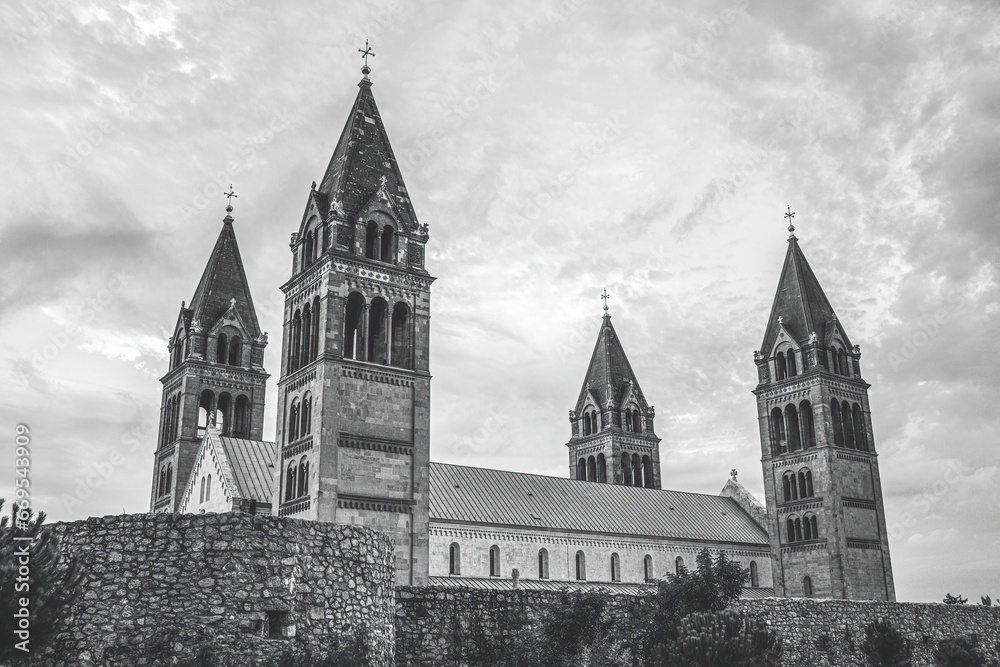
top-left (942, 594), bottom-right (968, 605)
top-left (860, 619), bottom-right (912, 667)
top-left (664, 610), bottom-right (781, 667)
top-left (933, 636), bottom-right (985, 667)
top-left (0, 500), bottom-right (85, 659)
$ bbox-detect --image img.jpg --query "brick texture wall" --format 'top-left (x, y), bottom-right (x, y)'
top-left (26, 513), bottom-right (395, 666)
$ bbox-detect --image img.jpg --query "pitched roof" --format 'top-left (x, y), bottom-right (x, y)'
top-left (760, 237), bottom-right (847, 353)
top-left (188, 213), bottom-right (261, 338)
top-left (317, 75), bottom-right (418, 230)
top-left (218, 436), bottom-right (276, 503)
top-left (575, 315), bottom-right (647, 413)
top-left (429, 463), bottom-right (769, 547)
top-left (427, 577), bottom-right (775, 599)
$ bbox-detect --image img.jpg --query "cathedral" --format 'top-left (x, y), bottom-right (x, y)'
top-left (148, 63), bottom-right (895, 602)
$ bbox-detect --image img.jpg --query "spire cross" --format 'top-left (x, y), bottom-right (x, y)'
top-left (224, 184), bottom-right (237, 212)
top-left (358, 39), bottom-right (375, 69)
top-left (784, 205), bottom-right (796, 235)
top-left (601, 288), bottom-right (611, 313)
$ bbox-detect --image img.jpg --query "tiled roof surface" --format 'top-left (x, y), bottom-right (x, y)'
top-left (428, 576), bottom-right (775, 599)
top-left (576, 315), bottom-right (647, 413)
top-left (429, 463), bottom-right (768, 546)
top-left (218, 437), bottom-right (276, 502)
top-left (188, 219), bottom-right (261, 337)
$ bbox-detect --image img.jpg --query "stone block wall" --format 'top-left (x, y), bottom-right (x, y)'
top-left (27, 513), bottom-right (395, 666)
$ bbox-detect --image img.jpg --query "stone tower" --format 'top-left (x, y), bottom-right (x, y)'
top-left (151, 205), bottom-right (269, 513)
top-left (272, 66), bottom-right (433, 586)
top-left (566, 310), bottom-right (661, 488)
top-left (753, 225), bottom-right (894, 601)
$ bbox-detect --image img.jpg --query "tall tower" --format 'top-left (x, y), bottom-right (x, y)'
top-left (753, 217), bottom-right (894, 601)
top-left (566, 308), bottom-right (661, 488)
top-left (151, 204), bottom-right (269, 513)
top-left (272, 65), bottom-right (433, 585)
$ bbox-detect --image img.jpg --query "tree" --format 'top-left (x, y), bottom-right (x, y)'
top-left (860, 619), bottom-right (912, 667)
top-left (0, 500), bottom-right (85, 659)
top-left (942, 594), bottom-right (968, 605)
top-left (667, 611), bottom-right (781, 667)
top-left (933, 636), bottom-right (986, 667)
top-left (980, 596), bottom-right (992, 607)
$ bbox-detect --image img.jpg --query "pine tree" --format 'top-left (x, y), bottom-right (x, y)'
top-left (861, 619), bottom-right (912, 667)
top-left (0, 500), bottom-right (86, 658)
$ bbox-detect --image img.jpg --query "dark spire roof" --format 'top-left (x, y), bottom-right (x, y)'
top-left (188, 213), bottom-right (261, 337)
top-left (316, 74), bottom-right (418, 229)
top-left (760, 237), bottom-right (846, 353)
top-left (575, 314), bottom-right (647, 413)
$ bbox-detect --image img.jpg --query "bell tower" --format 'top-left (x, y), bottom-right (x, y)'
top-left (151, 203), bottom-right (269, 513)
top-left (753, 214), bottom-right (894, 601)
top-left (272, 64), bottom-right (433, 585)
top-left (566, 304), bottom-right (661, 488)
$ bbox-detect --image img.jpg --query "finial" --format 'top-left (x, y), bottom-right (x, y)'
top-left (358, 39), bottom-right (375, 77)
top-left (224, 184), bottom-right (237, 220)
top-left (731, 469), bottom-right (738, 481)
top-left (601, 288), bottom-right (611, 315)
top-left (311, 181), bottom-right (316, 190)
top-left (784, 205), bottom-right (796, 239)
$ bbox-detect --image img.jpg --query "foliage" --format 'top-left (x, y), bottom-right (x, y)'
top-left (982, 596), bottom-right (992, 607)
top-left (0, 499), bottom-right (86, 660)
top-left (860, 619), bottom-right (912, 667)
top-left (942, 594), bottom-right (968, 605)
top-left (932, 636), bottom-right (987, 667)
top-left (663, 610), bottom-right (781, 667)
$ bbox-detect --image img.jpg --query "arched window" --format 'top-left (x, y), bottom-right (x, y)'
top-left (200, 476), bottom-right (206, 503)
top-left (297, 456), bottom-right (309, 497)
top-left (831, 400), bottom-right (844, 447)
top-left (632, 453), bottom-right (643, 488)
top-left (165, 464), bottom-right (172, 494)
top-left (344, 292), bottom-right (365, 360)
top-left (301, 393), bottom-right (312, 436)
top-left (800, 400), bottom-right (816, 448)
top-left (794, 517), bottom-right (802, 542)
top-left (624, 409), bottom-right (633, 432)
top-left (449, 543), bottom-right (461, 575)
top-left (750, 561), bottom-right (759, 588)
top-left (205, 474), bottom-right (212, 502)
top-left (575, 551), bottom-right (586, 581)
top-left (391, 302), bottom-right (410, 368)
top-left (288, 399), bottom-right (300, 442)
top-left (621, 453), bottom-right (632, 486)
top-left (799, 468), bottom-right (814, 498)
top-left (597, 454), bottom-right (607, 483)
top-left (785, 404), bottom-right (801, 452)
top-left (841, 399), bottom-right (856, 449)
top-left (198, 390), bottom-right (214, 437)
top-left (290, 310), bottom-right (302, 372)
top-left (591, 411), bottom-right (599, 434)
top-left (582, 413), bottom-right (591, 436)
top-left (770, 407), bottom-right (786, 455)
top-left (786, 517), bottom-right (796, 543)
top-left (300, 303), bottom-right (312, 369)
top-left (228, 335), bottom-right (241, 366)
top-left (577, 458), bottom-right (586, 480)
top-left (216, 333), bottom-right (227, 364)
top-left (157, 467), bottom-right (165, 497)
top-left (365, 221), bottom-right (379, 260)
top-left (367, 297), bottom-right (389, 365)
top-left (642, 455), bottom-right (653, 487)
top-left (538, 548), bottom-right (549, 579)
top-left (644, 554), bottom-right (653, 582)
top-left (775, 351), bottom-right (787, 380)
top-left (610, 552), bottom-right (621, 582)
top-left (803, 513), bottom-right (813, 540)
top-left (311, 296), bottom-right (321, 361)
top-left (285, 461), bottom-right (297, 502)
top-left (489, 545), bottom-right (500, 577)
top-left (809, 515), bottom-right (818, 539)
top-left (803, 576), bottom-right (813, 597)
top-left (633, 409), bottom-right (642, 433)
top-left (840, 349), bottom-right (850, 376)
top-left (782, 473), bottom-right (792, 502)
top-left (380, 225), bottom-right (395, 263)
top-left (787, 350), bottom-right (797, 376)
top-left (322, 223), bottom-right (330, 251)
top-left (216, 392), bottom-right (231, 435)
top-left (233, 395), bottom-right (250, 438)
top-left (852, 403), bottom-right (867, 451)
top-left (675, 556), bottom-right (685, 575)
top-left (587, 456), bottom-right (597, 482)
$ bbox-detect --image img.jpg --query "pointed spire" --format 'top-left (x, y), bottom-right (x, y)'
top-left (575, 312), bottom-right (647, 414)
top-left (760, 233), bottom-right (847, 354)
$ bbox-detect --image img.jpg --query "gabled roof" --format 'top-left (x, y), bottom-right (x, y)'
top-left (188, 213), bottom-right (261, 338)
top-left (218, 436), bottom-right (276, 503)
top-left (426, 577), bottom-right (775, 599)
top-left (429, 463), bottom-right (769, 547)
top-left (575, 315), bottom-right (647, 414)
top-left (760, 237), bottom-right (849, 353)
top-left (317, 75), bottom-right (418, 231)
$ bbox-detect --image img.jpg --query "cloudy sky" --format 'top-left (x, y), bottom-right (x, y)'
top-left (1, 0), bottom-right (998, 603)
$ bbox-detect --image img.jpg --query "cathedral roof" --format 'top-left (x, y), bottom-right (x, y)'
top-left (316, 74), bottom-right (418, 229)
top-left (188, 214), bottom-right (261, 338)
top-left (429, 463), bottom-right (768, 547)
top-left (760, 237), bottom-right (848, 353)
top-left (426, 576), bottom-right (775, 598)
top-left (575, 315), bottom-right (647, 413)
top-left (216, 435), bottom-right (276, 503)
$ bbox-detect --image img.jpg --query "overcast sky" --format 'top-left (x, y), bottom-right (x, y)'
top-left (1, 0), bottom-right (998, 603)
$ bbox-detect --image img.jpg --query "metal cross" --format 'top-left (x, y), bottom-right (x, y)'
top-left (784, 205), bottom-right (796, 232)
top-left (601, 288), bottom-right (611, 312)
top-left (225, 185), bottom-right (237, 205)
top-left (731, 468), bottom-right (738, 480)
top-left (358, 39), bottom-right (375, 67)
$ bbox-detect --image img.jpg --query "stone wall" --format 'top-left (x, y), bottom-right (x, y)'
top-left (27, 513), bottom-right (395, 666)
top-left (395, 587), bottom-right (1000, 667)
